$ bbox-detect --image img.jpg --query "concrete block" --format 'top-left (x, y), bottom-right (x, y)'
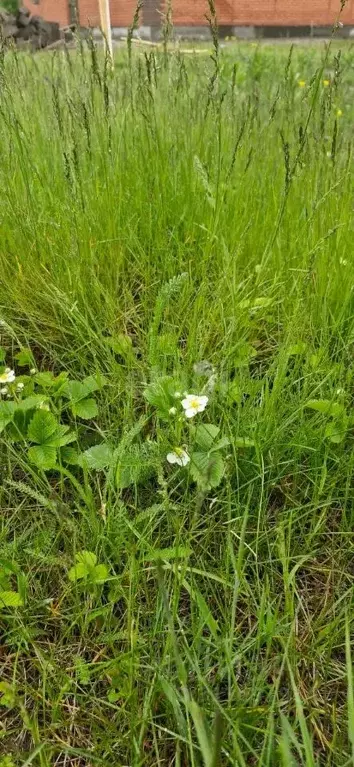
top-left (231, 25), bottom-right (256, 39)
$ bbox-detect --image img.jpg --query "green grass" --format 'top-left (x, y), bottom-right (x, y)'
top-left (0, 36), bottom-right (353, 766)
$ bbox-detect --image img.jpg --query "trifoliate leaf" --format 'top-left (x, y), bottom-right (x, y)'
top-left (27, 410), bottom-right (58, 444)
top-left (143, 376), bottom-right (178, 419)
top-left (68, 563), bottom-right (89, 582)
top-left (75, 551), bottom-right (97, 568)
top-left (65, 374), bottom-right (107, 403)
top-left (34, 371), bottom-right (56, 387)
top-left (28, 444), bottom-right (57, 470)
top-left (15, 348), bottom-right (34, 367)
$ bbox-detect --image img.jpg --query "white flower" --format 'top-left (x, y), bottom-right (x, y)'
top-left (167, 448), bottom-right (190, 467)
top-left (0, 386), bottom-right (8, 395)
top-left (0, 368), bottom-right (15, 384)
top-left (16, 382), bottom-right (25, 392)
top-left (181, 394), bottom-right (208, 419)
top-left (169, 406), bottom-right (177, 416)
top-left (30, 368), bottom-right (36, 375)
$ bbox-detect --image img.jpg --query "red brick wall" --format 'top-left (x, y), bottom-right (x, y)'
top-left (25, 0), bottom-right (69, 25)
top-left (171, 0), bottom-right (354, 26)
top-left (24, 0), bottom-right (354, 28)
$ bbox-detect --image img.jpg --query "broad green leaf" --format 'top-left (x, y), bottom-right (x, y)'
top-left (107, 334), bottom-right (134, 361)
top-left (0, 401), bottom-right (16, 433)
top-left (234, 342), bottom-right (258, 367)
top-left (68, 562), bottom-right (89, 582)
top-left (287, 341), bottom-right (308, 356)
top-left (71, 398), bottom-right (98, 420)
top-left (28, 444), bottom-right (57, 470)
top-left (234, 437), bottom-right (255, 448)
top-left (143, 546), bottom-right (192, 561)
top-left (83, 373), bottom-right (107, 392)
top-left (34, 371), bottom-right (56, 387)
top-left (190, 451), bottom-right (210, 487)
top-left (17, 395), bottom-right (49, 412)
top-left (66, 374), bottom-right (106, 403)
top-left (210, 436), bottom-right (230, 452)
top-left (194, 424), bottom-right (220, 451)
top-left (0, 591), bottom-right (23, 607)
top-left (65, 380), bottom-right (87, 402)
top-left (190, 451), bottom-right (225, 489)
top-left (47, 424), bottom-right (76, 447)
top-left (143, 376), bottom-right (178, 419)
top-left (93, 564), bottom-right (110, 583)
top-left (76, 551), bottom-right (97, 568)
top-left (15, 348), bottom-right (34, 367)
top-left (325, 419), bottom-right (347, 444)
top-left (27, 410), bottom-right (58, 444)
top-left (60, 447), bottom-right (80, 465)
top-left (0, 682), bottom-right (16, 708)
top-left (80, 443), bottom-right (114, 470)
top-left (207, 452), bottom-right (225, 488)
top-left (305, 399), bottom-right (344, 418)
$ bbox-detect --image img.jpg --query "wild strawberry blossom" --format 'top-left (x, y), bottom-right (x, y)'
top-left (182, 394), bottom-right (208, 419)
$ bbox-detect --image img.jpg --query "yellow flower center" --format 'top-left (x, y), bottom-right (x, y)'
top-left (189, 399), bottom-right (199, 409)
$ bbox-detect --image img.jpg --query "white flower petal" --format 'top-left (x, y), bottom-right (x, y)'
top-left (185, 407), bottom-right (198, 418)
top-left (182, 394), bottom-right (208, 416)
top-left (0, 369), bottom-right (15, 384)
top-left (167, 449), bottom-right (190, 467)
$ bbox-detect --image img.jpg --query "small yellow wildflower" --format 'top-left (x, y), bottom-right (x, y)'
top-left (298, 80), bottom-right (306, 88)
top-left (323, 79), bottom-right (330, 87)
top-left (337, 109), bottom-right (343, 117)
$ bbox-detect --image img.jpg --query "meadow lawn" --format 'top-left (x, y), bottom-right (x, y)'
top-left (0, 37), bottom-right (353, 766)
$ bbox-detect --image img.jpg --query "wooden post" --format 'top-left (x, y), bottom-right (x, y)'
top-left (98, 0), bottom-right (113, 59)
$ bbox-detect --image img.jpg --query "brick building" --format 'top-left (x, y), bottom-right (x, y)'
top-left (24, 0), bottom-right (354, 35)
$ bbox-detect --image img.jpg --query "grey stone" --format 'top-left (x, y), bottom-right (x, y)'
top-left (17, 9), bottom-right (31, 27)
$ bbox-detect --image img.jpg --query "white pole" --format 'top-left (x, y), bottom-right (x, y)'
top-left (98, 0), bottom-right (113, 60)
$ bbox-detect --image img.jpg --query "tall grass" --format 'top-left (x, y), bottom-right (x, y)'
top-left (0, 35), bottom-right (353, 766)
